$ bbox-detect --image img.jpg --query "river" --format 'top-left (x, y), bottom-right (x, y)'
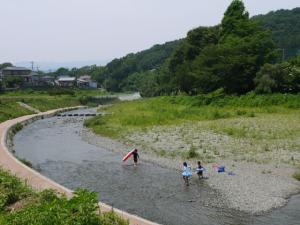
top-left (13, 108), bottom-right (300, 225)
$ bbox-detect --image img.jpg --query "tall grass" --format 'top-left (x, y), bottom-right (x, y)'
top-left (85, 93), bottom-right (300, 138)
top-left (0, 100), bottom-right (32, 123)
top-left (0, 169), bottom-right (128, 225)
top-left (0, 89), bottom-right (109, 115)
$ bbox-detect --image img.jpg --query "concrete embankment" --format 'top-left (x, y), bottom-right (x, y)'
top-left (0, 107), bottom-right (159, 225)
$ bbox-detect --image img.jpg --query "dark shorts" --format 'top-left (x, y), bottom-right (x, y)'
top-left (197, 171), bottom-right (203, 175)
top-left (134, 158), bottom-right (138, 163)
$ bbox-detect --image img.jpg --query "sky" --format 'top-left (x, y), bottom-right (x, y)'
top-left (0, 0), bottom-right (299, 66)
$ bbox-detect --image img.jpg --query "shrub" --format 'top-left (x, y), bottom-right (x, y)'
top-left (293, 171), bottom-right (300, 181)
top-left (5, 189), bottom-right (129, 225)
top-left (17, 158), bottom-right (33, 169)
top-left (185, 146), bottom-right (199, 159)
top-left (47, 89), bottom-right (75, 96)
top-left (12, 123), bottom-right (23, 134)
top-left (0, 170), bottom-right (32, 210)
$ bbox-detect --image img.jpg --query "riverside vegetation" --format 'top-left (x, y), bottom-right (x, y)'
top-left (85, 93), bottom-right (300, 177)
top-left (83, 92), bottom-right (300, 213)
top-left (1, 0), bottom-right (300, 218)
top-left (0, 89), bottom-right (128, 225)
top-left (0, 169), bottom-right (128, 225)
top-left (0, 88), bottom-right (108, 122)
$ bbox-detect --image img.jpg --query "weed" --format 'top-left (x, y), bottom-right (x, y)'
top-left (292, 171), bottom-right (300, 181)
top-left (17, 157), bottom-right (33, 169)
top-left (185, 146), bottom-right (199, 159)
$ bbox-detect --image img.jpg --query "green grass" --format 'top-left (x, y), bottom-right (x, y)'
top-left (0, 100), bottom-right (32, 123)
top-left (0, 169), bottom-right (33, 211)
top-left (1, 88), bottom-right (108, 98)
top-left (0, 88), bottom-right (112, 119)
top-left (0, 169), bottom-right (128, 225)
top-left (85, 94), bottom-right (300, 138)
top-left (293, 170), bottom-right (300, 181)
top-left (84, 94), bottom-right (300, 165)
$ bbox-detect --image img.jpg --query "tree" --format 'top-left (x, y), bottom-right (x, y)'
top-left (55, 67), bottom-right (70, 76)
top-left (255, 62), bottom-right (300, 93)
top-left (0, 62), bottom-right (13, 70)
top-left (168, 26), bottom-right (220, 94)
top-left (3, 76), bottom-right (24, 88)
top-left (253, 8), bottom-right (300, 58)
top-left (220, 0), bottom-right (250, 39)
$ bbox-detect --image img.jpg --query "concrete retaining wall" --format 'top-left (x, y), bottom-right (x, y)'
top-left (0, 107), bottom-right (159, 225)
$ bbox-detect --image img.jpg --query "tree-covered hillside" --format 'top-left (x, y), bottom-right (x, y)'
top-left (253, 8), bottom-right (300, 59)
top-left (38, 2), bottom-right (300, 96)
top-left (100, 40), bottom-right (182, 92)
top-left (92, 5), bottom-right (300, 95)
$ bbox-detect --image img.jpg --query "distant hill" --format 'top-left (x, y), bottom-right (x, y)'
top-left (95, 7), bottom-right (300, 92)
top-left (102, 40), bottom-right (182, 91)
top-left (253, 7), bottom-right (300, 58)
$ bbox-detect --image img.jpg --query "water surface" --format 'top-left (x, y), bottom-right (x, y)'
top-left (13, 109), bottom-right (300, 225)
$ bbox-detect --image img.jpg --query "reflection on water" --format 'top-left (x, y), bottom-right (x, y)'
top-left (13, 109), bottom-right (300, 225)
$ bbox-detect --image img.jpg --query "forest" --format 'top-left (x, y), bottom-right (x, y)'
top-left (90, 1), bottom-right (300, 96)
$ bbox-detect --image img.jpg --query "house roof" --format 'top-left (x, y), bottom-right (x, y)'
top-left (42, 76), bottom-right (54, 79)
top-left (77, 79), bottom-right (89, 83)
top-left (58, 77), bottom-right (75, 82)
top-left (79, 75), bottom-right (91, 80)
top-left (2, 66), bottom-right (31, 71)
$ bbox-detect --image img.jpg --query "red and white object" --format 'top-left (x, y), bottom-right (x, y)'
top-left (122, 148), bottom-right (136, 162)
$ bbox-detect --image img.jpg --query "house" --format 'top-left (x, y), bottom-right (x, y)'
top-left (1, 66), bottom-right (33, 83)
top-left (31, 75), bottom-right (55, 86)
top-left (57, 76), bottom-right (76, 87)
top-left (77, 75), bottom-right (97, 88)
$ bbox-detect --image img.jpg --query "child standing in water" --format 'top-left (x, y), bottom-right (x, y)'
top-left (182, 162), bottom-right (192, 186)
top-left (196, 161), bottom-right (204, 179)
top-left (133, 149), bottom-right (139, 166)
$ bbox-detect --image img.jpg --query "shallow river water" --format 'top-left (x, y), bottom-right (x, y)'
top-left (13, 109), bottom-right (300, 225)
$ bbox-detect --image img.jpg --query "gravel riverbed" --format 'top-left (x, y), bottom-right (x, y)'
top-left (81, 127), bottom-right (300, 214)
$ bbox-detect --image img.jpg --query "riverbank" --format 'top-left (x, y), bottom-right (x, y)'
top-left (0, 107), bottom-right (159, 225)
top-left (83, 95), bottom-right (300, 214)
top-left (81, 127), bottom-right (300, 214)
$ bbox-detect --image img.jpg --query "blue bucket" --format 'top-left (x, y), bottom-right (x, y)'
top-left (218, 166), bottom-right (225, 173)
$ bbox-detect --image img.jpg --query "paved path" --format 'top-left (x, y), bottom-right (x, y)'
top-left (17, 102), bottom-right (41, 113)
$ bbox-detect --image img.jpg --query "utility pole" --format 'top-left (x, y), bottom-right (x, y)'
top-left (30, 61), bottom-right (34, 71)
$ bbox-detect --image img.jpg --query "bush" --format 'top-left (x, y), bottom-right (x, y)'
top-left (0, 170), bottom-right (32, 211)
top-left (11, 123), bottom-right (23, 134)
top-left (185, 146), bottom-right (199, 159)
top-left (5, 189), bottom-right (129, 225)
top-left (0, 170), bottom-right (128, 225)
top-left (17, 158), bottom-right (33, 169)
top-left (293, 171), bottom-right (300, 181)
top-left (47, 89), bottom-right (75, 96)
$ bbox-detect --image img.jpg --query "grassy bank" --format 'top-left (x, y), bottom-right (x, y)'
top-left (0, 88), bottom-right (109, 122)
top-left (85, 93), bottom-right (300, 165)
top-left (85, 93), bottom-right (300, 137)
top-left (0, 169), bottom-right (128, 225)
top-left (0, 89), bottom-right (129, 224)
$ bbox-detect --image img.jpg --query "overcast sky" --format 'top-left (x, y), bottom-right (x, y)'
top-left (0, 0), bottom-right (299, 64)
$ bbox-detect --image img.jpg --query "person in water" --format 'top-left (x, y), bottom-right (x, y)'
top-left (182, 162), bottom-right (192, 186)
top-left (133, 149), bottom-right (139, 166)
top-left (196, 161), bottom-right (204, 179)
